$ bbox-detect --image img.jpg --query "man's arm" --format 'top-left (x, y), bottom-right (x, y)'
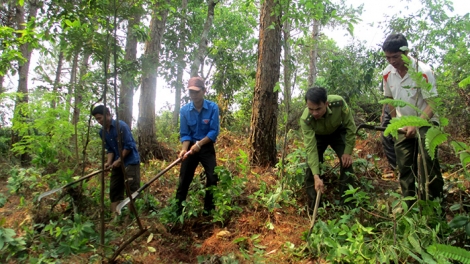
top-left (300, 110), bottom-right (320, 175)
top-left (300, 113), bottom-right (324, 191)
top-left (341, 100), bottom-right (356, 168)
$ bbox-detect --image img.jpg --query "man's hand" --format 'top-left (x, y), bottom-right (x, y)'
top-left (111, 158), bottom-right (121, 168)
top-left (179, 149), bottom-right (193, 160)
top-left (189, 141), bottom-right (202, 154)
top-left (402, 126), bottom-right (417, 139)
top-left (314, 175), bottom-right (324, 192)
top-left (341, 154), bottom-right (353, 168)
top-left (105, 162), bottom-right (112, 170)
top-left (179, 149), bottom-right (187, 159)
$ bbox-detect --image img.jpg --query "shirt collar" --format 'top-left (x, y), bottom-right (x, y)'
top-left (189, 100), bottom-right (207, 111)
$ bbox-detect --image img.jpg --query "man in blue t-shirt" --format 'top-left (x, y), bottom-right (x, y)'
top-left (176, 76), bottom-right (220, 216)
top-left (92, 105), bottom-right (141, 215)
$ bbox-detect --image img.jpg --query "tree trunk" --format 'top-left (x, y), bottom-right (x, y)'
top-left (283, 19), bottom-right (292, 108)
top-left (51, 51), bottom-right (64, 109)
top-left (71, 52), bottom-right (90, 161)
top-left (118, 10), bottom-right (142, 128)
top-left (189, 0), bottom-right (217, 77)
top-left (67, 52), bottom-right (79, 118)
top-left (0, 75), bottom-right (3, 94)
top-left (138, 3), bottom-right (169, 162)
top-left (308, 19), bottom-right (320, 87)
top-left (172, 0), bottom-right (188, 127)
top-left (11, 0), bottom-right (40, 165)
top-left (249, 0), bottom-right (281, 167)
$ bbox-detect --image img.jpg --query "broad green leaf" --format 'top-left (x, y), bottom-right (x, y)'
top-left (449, 215), bottom-right (469, 228)
top-left (458, 76), bottom-right (470, 88)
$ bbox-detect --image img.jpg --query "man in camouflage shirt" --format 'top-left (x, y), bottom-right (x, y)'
top-left (300, 87), bottom-right (357, 210)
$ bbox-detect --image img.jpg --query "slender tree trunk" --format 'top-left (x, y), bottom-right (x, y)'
top-left (71, 52), bottom-right (90, 161)
top-left (172, 0), bottom-right (188, 127)
top-left (283, 19), bottom-right (292, 107)
top-left (67, 52), bottom-right (79, 118)
top-left (249, 0), bottom-right (281, 166)
top-left (11, 0), bottom-right (40, 165)
top-left (308, 19), bottom-right (320, 87)
top-left (118, 10), bottom-right (142, 128)
top-left (51, 51), bottom-right (64, 109)
top-left (138, 2), bottom-right (169, 162)
top-left (189, 0), bottom-right (217, 77)
top-left (0, 75), bottom-right (4, 94)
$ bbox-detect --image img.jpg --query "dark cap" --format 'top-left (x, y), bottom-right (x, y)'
top-left (187, 77), bottom-right (205, 91)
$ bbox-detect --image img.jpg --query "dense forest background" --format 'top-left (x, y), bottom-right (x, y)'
top-left (1, 0), bottom-right (470, 263)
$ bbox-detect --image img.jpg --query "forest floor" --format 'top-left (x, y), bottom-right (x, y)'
top-left (0, 129), bottom-right (469, 263)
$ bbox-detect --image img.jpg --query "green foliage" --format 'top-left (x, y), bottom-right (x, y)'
top-left (303, 187), bottom-right (451, 263)
top-left (459, 76), bottom-right (470, 88)
top-left (425, 127), bottom-right (448, 160)
top-left (249, 181), bottom-right (297, 212)
top-left (210, 166), bottom-right (246, 224)
top-left (7, 167), bottom-right (41, 195)
top-left (35, 214), bottom-right (98, 257)
top-left (427, 243), bottom-right (470, 264)
top-left (0, 226), bottom-right (27, 261)
top-left (448, 214), bottom-right (470, 236)
top-left (451, 141), bottom-right (470, 177)
top-left (277, 145), bottom-right (307, 191)
top-left (155, 110), bottom-right (180, 144)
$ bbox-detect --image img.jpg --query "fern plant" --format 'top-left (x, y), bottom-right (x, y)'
top-left (427, 243), bottom-right (470, 264)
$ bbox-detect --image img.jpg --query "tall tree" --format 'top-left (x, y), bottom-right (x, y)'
top-left (137, 1), bottom-right (169, 161)
top-left (308, 19), bottom-right (320, 87)
top-left (71, 52), bottom-right (90, 161)
top-left (189, 0), bottom-right (217, 77)
top-left (172, 0), bottom-right (188, 127)
top-left (51, 50), bottom-right (64, 109)
top-left (118, 6), bottom-right (143, 128)
top-left (249, 0), bottom-right (282, 166)
top-left (11, 0), bottom-right (41, 165)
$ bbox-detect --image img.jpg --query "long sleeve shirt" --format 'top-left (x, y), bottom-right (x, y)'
top-left (180, 99), bottom-right (220, 143)
top-left (99, 119), bottom-right (140, 166)
top-left (300, 95), bottom-right (356, 175)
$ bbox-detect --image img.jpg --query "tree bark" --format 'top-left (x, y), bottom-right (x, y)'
top-left (71, 52), bottom-right (90, 161)
top-left (172, 0), bottom-right (188, 127)
top-left (283, 19), bottom-right (292, 108)
top-left (249, 0), bottom-right (281, 167)
top-left (0, 75), bottom-right (4, 95)
top-left (11, 0), bottom-right (40, 165)
top-left (67, 52), bottom-right (79, 118)
top-left (138, 2), bottom-right (169, 162)
top-left (118, 10), bottom-right (142, 128)
top-left (308, 19), bottom-right (320, 87)
top-left (51, 51), bottom-right (64, 109)
top-left (189, 0), bottom-right (217, 77)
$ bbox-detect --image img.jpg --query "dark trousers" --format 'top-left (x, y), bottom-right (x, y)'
top-left (381, 105), bottom-right (397, 170)
top-left (175, 142), bottom-right (218, 214)
top-left (305, 127), bottom-right (355, 208)
top-left (109, 164), bottom-right (141, 202)
top-left (395, 126), bottom-right (444, 208)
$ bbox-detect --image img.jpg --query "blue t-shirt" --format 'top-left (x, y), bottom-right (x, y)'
top-left (99, 119), bottom-right (140, 166)
top-left (180, 99), bottom-right (220, 143)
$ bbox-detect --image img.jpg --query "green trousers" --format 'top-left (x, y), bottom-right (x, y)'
top-left (305, 127), bottom-right (355, 209)
top-left (395, 126), bottom-right (444, 208)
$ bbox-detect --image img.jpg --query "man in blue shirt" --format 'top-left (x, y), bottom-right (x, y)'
top-left (176, 76), bottom-right (220, 216)
top-left (91, 105), bottom-right (141, 215)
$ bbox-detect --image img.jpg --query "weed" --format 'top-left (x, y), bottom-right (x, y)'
top-left (0, 225), bottom-right (27, 262)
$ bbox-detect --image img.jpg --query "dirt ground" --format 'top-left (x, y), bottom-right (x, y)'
top-left (1, 130), bottom-right (468, 263)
